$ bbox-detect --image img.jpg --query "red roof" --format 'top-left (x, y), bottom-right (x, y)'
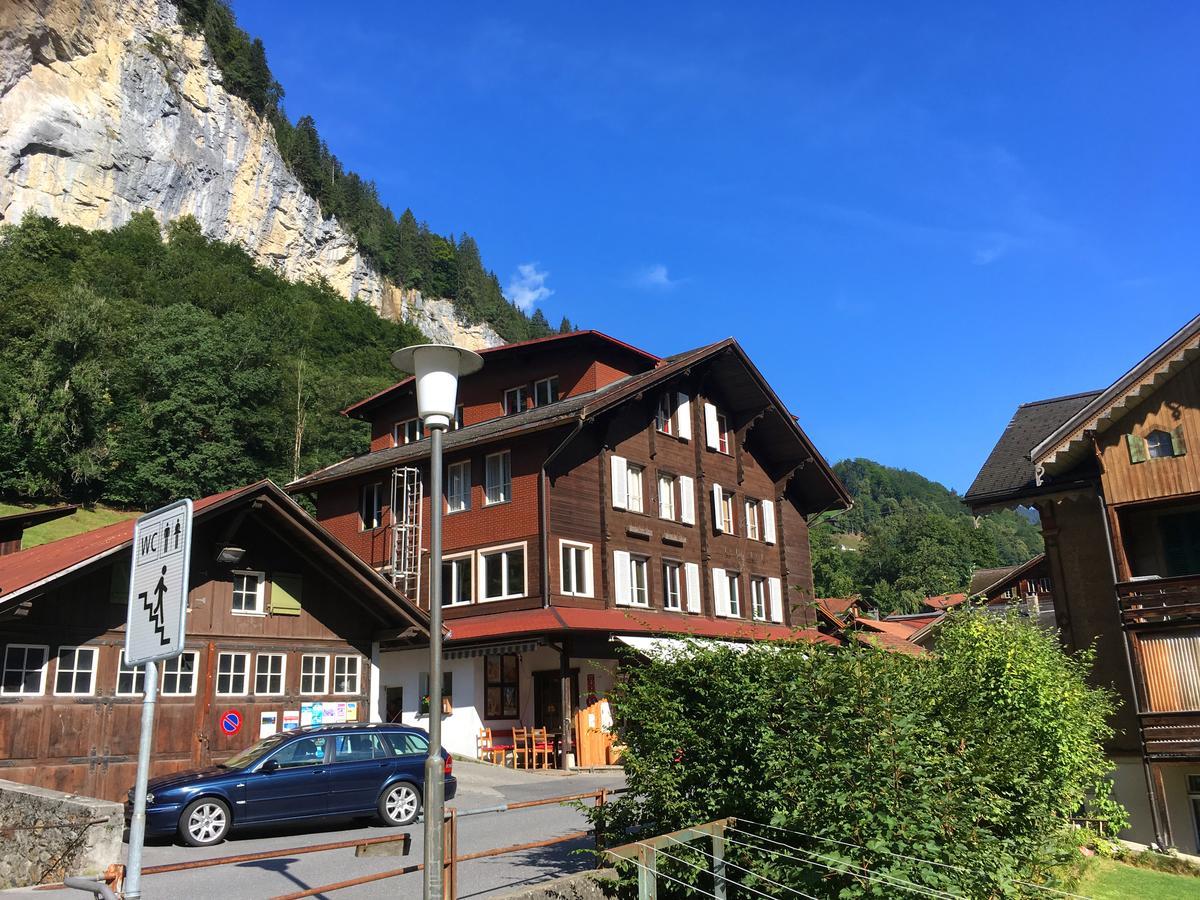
top-left (342, 330), bottom-right (661, 419)
top-left (923, 593), bottom-right (967, 611)
top-left (853, 616), bottom-right (920, 638)
top-left (851, 631), bottom-right (926, 656)
top-left (0, 485), bottom-right (252, 604)
top-left (446, 606), bottom-right (838, 645)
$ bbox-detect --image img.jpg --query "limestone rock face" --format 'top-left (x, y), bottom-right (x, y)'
top-left (0, 0), bottom-right (501, 350)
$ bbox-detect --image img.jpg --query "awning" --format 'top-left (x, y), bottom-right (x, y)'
top-left (443, 639), bottom-right (543, 660)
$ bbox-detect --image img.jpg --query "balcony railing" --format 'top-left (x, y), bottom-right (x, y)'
top-left (1139, 711), bottom-right (1200, 759)
top-left (1117, 575), bottom-right (1200, 626)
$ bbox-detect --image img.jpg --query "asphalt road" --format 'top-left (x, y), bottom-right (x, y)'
top-left (6, 762), bottom-right (626, 899)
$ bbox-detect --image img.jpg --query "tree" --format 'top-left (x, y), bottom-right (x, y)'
top-left (809, 524), bottom-right (858, 598)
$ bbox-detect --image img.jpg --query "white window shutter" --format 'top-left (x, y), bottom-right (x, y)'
top-left (613, 550), bottom-right (631, 605)
top-left (679, 476), bottom-right (696, 525)
top-left (762, 499), bottom-right (777, 544)
top-left (704, 402), bottom-right (720, 450)
top-left (711, 483), bottom-right (724, 533)
top-left (768, 577), bottom-right (784, 623)
top-left (610, 455), bottom-right (628, 509)
top-left (685, 562), bottom-right (701, 613)
top-left (676, 392), bottom-right (692, 440)
top-left (712, 567), bottom-right (728, 617)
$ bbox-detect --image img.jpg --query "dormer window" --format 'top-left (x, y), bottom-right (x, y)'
top-left (394, 418), bottom-right (424, 445)
top-left (1127, 426), bottom-right (1186, 463)
top-left (534, 376), bottom-right (559, 407)
top-left (503, 386), bottom-right (528, 416)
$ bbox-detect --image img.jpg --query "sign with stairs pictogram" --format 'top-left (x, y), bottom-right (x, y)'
top-left (125, 499), bottom-right (193, 665)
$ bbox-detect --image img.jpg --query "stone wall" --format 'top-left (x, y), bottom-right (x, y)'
top-left (0, 779), bottom-right (124, 889)
top-left (491, 869), bottom-right (617, 900)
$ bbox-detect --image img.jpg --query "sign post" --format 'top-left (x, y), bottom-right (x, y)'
top-left (124, 499), bottom-right (193, 900)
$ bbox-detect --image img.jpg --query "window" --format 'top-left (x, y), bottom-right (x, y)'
top-left (630, 555), bottom-right (650, 606)
top-left (560, 541), bottom-right (593, 597)
top-left (334, 732), bottom-right (390, 762)
top-left (360, 482), bottom-right (384, 530)
top-left (216, 651), bottom-right (250, 695)
top-left (301, 654), bottom-right (329, 694)
top-left (442, 554), bottom-right (473, 606)
top-left (751, 576), bottom-right (768, 621)
top-left (419, 671), bottom-right (453, 714)
top-left (656, 394), bottom-right (674, 435)
top-left (446, 460), bottom-right (471, 513)
top-left (2, 644), bottom-right (48, 695)
top-left (394, 418), bottom-right (424, 445)
top-left (389, 731), bottom-right (429, 755)
top-left (161, 651), bottom-right (198, 695)
top-left (716, 412), bottom-right (730, 454)
top-left (1147, 429), bottom-right (1175, 459)
top-left (334, 655), bottom-right (361, 694)
top-left (485, 451), bottom-right (512, 505)
top-left (54, 646), bottom-right (97, 696)
top-left (627, 464), bottom-right (645, 513)
top-left (453, 405), bottom-right (465, 430)
top-left (658, 474), bottom-right (677, 521)
top-left (1129, 427), bottom-right (1186, 463)
top-left (726, 572), bottom-right (742, 617)
top-left (503, 386), bottom-right (528, 415)
top-left (116, 651), bottom-right (146, 696)
top-left (231, 571), bottom-right (265, 615)
top-left (663, 561), bottom-right (682, 611)
top-left (745, 500), bottom-right (761, 540)
top-left (481, 543), bottom-right (526, 601)
top-left (1189, 775), bottom-right (1200, 852)
top-left (272, 736), bottom-right (328, 769)
top-left (534, 376), bottom-right (559, 407)
top-left (485, 654), bottom-right (520, 719)
top-left (255, 653), bottom-right (285, 695)
top-left (719, 489), bottom-right (736, 534)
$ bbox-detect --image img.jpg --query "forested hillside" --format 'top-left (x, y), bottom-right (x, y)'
top-left (0, 213), bottom-right (422, 508)
top-left (175, 0), bottom-right (570, 342)
top-left (812, 458), bottom-right (1044, 614)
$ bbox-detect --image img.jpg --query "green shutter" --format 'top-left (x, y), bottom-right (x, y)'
top-left (1172, 425), bottom-right (1188, 457)
top-left (270, 573), bottom-right (303, 616)
top-left (110, 558), bottom-right (131, 605)
top-left (1126, 433), bottom-right (1148, 464)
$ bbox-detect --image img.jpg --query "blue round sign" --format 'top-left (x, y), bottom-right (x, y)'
top-left (220, 710), bottom-right (242, 735)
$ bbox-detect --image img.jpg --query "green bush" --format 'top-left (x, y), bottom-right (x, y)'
top-left (595, 612), bottom-right (1126, 898)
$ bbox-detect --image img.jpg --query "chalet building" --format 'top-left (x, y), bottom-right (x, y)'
top-left (968, 554), bottom-right (1056, 627)
top-left (0, 504), bottom-right (77, 556)
top-left (288, 331), bottom-right (850, 761)
top-left (0, 481), bottom-right (428, 802)
top-left (966, 313), bottom-right (1200, 851)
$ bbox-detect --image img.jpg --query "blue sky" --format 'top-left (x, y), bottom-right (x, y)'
top-left (232, 1), bottom-right (1199, 492)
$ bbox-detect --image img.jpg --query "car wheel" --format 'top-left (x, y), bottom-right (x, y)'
top-left (378, 781), bottom-right (421, 826)
top-left (179, 797), bottom-right (231, 847)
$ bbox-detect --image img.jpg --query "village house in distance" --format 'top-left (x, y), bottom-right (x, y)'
top-left (288, 331), bottom-right (850, 760)
top-left (966, 313), bottom-right (1200, 852)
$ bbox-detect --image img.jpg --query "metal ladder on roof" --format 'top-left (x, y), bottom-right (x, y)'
top-left (389, 466), bottom-right (423, 605)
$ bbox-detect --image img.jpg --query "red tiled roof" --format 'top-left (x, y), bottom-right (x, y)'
top-left (852, 616), bottom-right (920, 638)
top-left (851, 631), bottom-right (926, 656)
top-left (923, 593), bottom-right (967, 611)
top-left (445, 606), bottom-right (838, 645)
top-left (0, 484), bottom-right (253, 603)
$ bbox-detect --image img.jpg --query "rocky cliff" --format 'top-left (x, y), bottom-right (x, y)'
top-left (0, 0), bottom-right (502, 349)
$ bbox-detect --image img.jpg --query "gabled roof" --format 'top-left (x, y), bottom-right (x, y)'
top-left (1032, 314), bottom-right (1200, 474)
top-left (969, 553), bottom-right (1046, 598)
top-left (0, 504), bottom-right (79, 532)
top-left (963, 391), bottom-right (1101, 508)
top-left (922, 593), bottom-right (966, 612)
top-left (0, 481), bottom-right (429, 635)
top-left (290, 337), bottom-right (851, 513)
top-left (342, 330), bottom-right (660, 420)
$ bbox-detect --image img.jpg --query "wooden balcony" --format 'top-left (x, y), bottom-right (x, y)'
top-left (1117, 575), bottom-right (1200, 626)
top-left (1139, 711), bottom-right (1200, 760)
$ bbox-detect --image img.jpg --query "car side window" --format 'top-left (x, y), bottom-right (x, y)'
top-left (386, 732), bottom-right (429, 756)
top-left (333, 733), bottom-right (389, 763)
top-left (270, 736), bottom-right (327, 769)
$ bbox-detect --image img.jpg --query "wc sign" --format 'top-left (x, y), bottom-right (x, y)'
top-left (125, 499), bottom-right (193, 666)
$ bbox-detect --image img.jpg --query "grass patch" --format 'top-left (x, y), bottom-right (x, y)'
top-left (1076, 856), bottom-right (1200, 899)
top-left (0, 501), bottom-right (139, 548)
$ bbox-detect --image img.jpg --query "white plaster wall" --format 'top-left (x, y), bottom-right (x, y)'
top-left (1110, 755), bottom-right (1154, 845)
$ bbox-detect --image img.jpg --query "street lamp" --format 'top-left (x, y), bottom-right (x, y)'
top-left (390, 343), bottom-right (483, 900)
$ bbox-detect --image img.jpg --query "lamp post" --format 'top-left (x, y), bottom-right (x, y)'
top-left (390, 343), bottom-right (483, 900)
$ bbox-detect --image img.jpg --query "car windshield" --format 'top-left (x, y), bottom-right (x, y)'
top-left (222, 734), bottom-right (288, 770)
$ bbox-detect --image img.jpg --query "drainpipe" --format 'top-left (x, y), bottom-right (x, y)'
top-left (540, 415), bottom-right (587, 608)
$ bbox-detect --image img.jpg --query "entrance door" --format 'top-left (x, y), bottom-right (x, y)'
top-left (533, 669), bottom-right (579, 729)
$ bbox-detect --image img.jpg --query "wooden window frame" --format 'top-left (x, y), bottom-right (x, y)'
top-left (215, 650), bottom-right (251, 696)
top-left (627, 463), bottom-right (645, 514)
top-left (656, 394), bottom-right (674, 435)
top-left (484, 653), bottom-right (521, 720)
top-left (1, 643), bottom-right (49, 696)
top-left (485, 451), bottom-right (512, 506)
top-left (54, 645), bottom-right (98, 697)
top-left (629, 554), bottom-right (650, 607)
top-left (359, 482), bottom-right (384, 531)
top-left (254, 652), bottom-right (286, 696)
top-left (231, 570), bottom-right (266, 616)
top-left (726, 571), bottom-right (742, 618)
top-left (559, 539), bottom-right (594, 597)
top-left (478, 541), bottom-right (528, 602)
top-left (442, 552), bottom-right (474, 607)
top-left (658, 473), bottom-right (677, 521)
top-left (720, 489), bottom-right (737, 534)
top-left (116, 650), bottom-right (146, 697)
top-left (750, 576), bottom-right (768, 621)
top-left (394, 418), bottom-right (424, 446)
top-left (744, 499), bottom-right (761, 541)
top-left (503, 386), bottom-right (528, 416)
top-left (534, 376), bottom-right (560, 407)
top-left (662, 560), bottom-right (683, 611)
top-left (716, 412), bottom-right (731, 455)
top-left (160, 651), bottom-right (199, 696)
top-left (446, 460), bottom-right (472, 514)
top-left (333, 655), bottom-right (361, 695)
top-left (301, 653), bottom-right (330, 695)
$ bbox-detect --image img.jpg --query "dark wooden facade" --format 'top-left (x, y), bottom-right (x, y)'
top-left (0, 483), bottom-right (427, 802)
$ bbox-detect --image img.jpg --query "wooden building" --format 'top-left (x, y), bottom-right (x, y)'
top-left (0, 505), bottom-right (77, 556)
top-left (0, 481), bottom-right (428, 802)
top-left (288, 331), bottom-right (850, 761)
top-left (966, 313), bottom-right (1200, 851)
top-left (968, 554), bottom-right (1056, 627)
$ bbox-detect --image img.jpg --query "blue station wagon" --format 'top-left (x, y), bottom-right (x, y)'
top-left (129, 723), bottom-right (456, 846)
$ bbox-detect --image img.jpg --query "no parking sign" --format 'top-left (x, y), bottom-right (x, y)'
top-left (220, 709), bottom-right (242, 736)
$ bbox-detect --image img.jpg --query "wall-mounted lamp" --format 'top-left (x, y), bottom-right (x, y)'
top-left (215, 546), bottom-right (246, 564)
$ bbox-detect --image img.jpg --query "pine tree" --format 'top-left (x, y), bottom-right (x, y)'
top-left (558, 316), bottom-right (574, 334)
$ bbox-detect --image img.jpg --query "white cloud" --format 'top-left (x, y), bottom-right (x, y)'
top-left (634, 263), bottom-right (683, 290)
top-left (505, 262), bottom-right (553, 311)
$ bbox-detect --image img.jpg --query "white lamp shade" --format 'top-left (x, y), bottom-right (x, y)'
top-left (390, 344), bottom-right (483, 429)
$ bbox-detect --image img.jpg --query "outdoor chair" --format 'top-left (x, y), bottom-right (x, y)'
top-left (512, 727), bottom-right (532, 769)
top-left (532, 727), bottom-right (554, 768)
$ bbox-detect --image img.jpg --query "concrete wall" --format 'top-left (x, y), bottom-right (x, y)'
top-left (0, 778), bottom-right (123, 889)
